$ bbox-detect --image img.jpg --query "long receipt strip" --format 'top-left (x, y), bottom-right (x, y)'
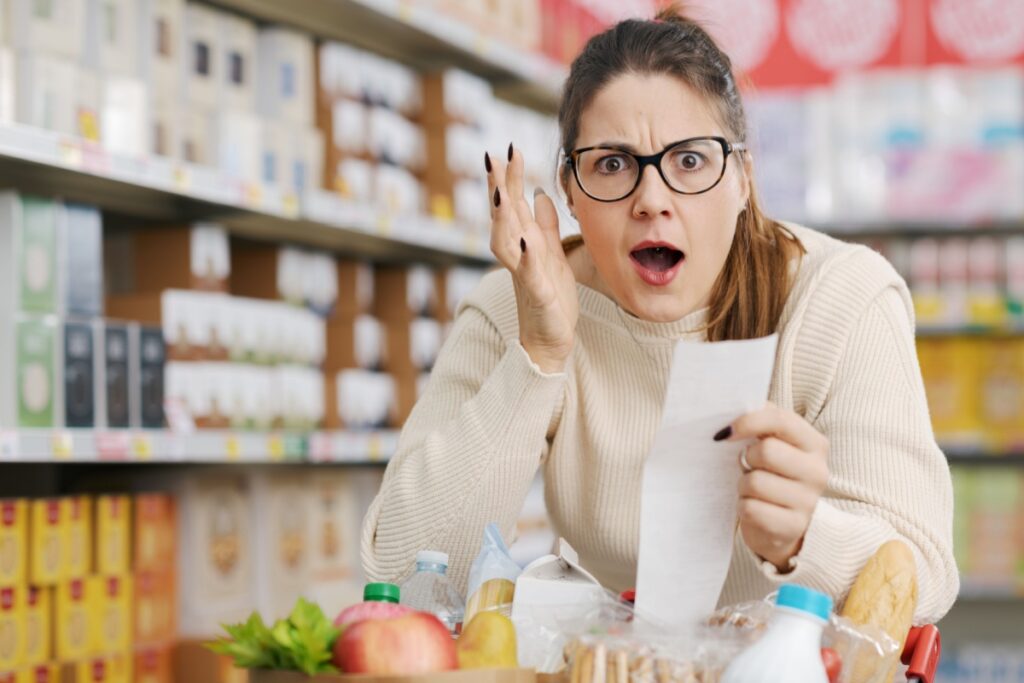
top-left (636, 334), bottom-right (778, 629)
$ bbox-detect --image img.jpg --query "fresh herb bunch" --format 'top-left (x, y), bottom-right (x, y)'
top-left (207, 597), bottom-right (341, 675)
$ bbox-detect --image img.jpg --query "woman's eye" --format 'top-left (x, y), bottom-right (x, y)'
top-left (596, 155), bottom-right (628, 173)
top-left (674, 152), bottom-right (705, 171)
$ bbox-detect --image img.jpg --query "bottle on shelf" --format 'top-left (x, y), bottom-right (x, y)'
top-left (399, 550), bottom-right (465, 636)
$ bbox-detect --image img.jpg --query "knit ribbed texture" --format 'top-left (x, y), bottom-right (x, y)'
top-left (361, 224), bottom-right (959, 624)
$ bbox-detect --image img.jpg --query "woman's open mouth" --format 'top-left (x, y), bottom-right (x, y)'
top-left (629, 243), bottom-right (684, 286)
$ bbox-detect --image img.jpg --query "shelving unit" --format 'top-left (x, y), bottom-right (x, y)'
top-left (816, 218), bottom-right (1024, 240)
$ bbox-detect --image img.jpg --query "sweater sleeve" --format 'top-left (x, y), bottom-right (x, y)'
top-left (750, 285), bottom-right (960, 623)
top-left (360, 296), bottom-right (567, 593)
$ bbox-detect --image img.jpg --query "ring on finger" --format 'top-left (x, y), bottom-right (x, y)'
top-left (739, 446), bottom-right (753, 473)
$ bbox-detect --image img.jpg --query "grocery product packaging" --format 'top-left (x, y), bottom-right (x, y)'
top-left (0, 500), bottom-right (28, 587)
top-left (464, 523), bottom-right (521, 625)
top-left (30, 500), bottom-right (64, 585)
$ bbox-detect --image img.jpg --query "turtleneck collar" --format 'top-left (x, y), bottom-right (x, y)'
top-left (575, 282), bottom-right (708, 344)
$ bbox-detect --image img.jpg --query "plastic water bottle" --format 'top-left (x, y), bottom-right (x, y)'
top-left (400, 550), bottom-right (465, 635)
top-left (720, 584), bottom-right (833, 683)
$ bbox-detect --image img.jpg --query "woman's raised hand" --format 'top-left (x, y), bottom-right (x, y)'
top-left (486, 144), bottom-right (579, 373)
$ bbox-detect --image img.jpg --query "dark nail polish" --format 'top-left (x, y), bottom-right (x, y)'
top-left (484, 152), bottom-right (492, 173)
top-left (520, 237), bottom-right (526, 253)
top-left (508, 143), bottom-right (513, 161)
top-left (493, 188), bottom-right (500, 207)
top-left (713, 426), bottom-right (732, 442)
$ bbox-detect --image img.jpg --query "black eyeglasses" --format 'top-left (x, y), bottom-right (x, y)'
top-left (566, 136), bottom-right (746, 202)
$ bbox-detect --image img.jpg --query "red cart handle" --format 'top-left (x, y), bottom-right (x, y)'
top-left (902, 625), bottom-right (941, 683)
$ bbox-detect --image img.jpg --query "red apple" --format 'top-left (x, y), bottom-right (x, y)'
top-left (334, 601), bottom-right (412, 629)
top-left (332, 611), bottom-right (457, 674)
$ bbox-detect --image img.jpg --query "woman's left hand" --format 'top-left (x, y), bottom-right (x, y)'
top-left (717, 402), bottom-right (830, 572)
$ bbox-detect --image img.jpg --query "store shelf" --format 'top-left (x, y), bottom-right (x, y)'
top-left (918, 324), bottom-right (1024, 338)
top-left (0, 428), bottom-right (398, 465)
top-left (816, 218), bottom-right (1024, 240)
top-left (207, 0), bottom-right (566, 112)
top-left (945, 448), bottom-right (1024, 466)
top-left (0, 122), bottom-right (494, 266)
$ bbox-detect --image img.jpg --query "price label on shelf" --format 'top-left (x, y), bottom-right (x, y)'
top-left (243, 183), bottom-right (264, 207)
top-left (309, 433), bottom-right (332, 462)
top-left (172, 166), bottom-right (191, 191)
top-left (51, 432), bottom-right (73, 460)
top-left (367, 433), bottom-right (383, 462)
top-left (132, 434), bottom-right (153, 461)
top-left (463, 231), bottom-right (480, 256)
top-left (282, 193), bottom-right (300, 218)
top-left (225, 435), bottom-right (241, 461)
top-left (268, 434), bottom-right (285, 462)
top-left (57, 140), bottom-right (83, 169)
top-left (96, 432), bottom-right (129, 460)
top-left (375, 214), bottom-right (393, 237)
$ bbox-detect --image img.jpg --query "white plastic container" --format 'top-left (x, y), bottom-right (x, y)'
top-left (720, 584), bottom-right (832, 683)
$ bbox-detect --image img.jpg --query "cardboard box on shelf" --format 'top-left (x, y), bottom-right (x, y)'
top-left (180, 108), bottom-right (214, 166)
top-left (249, 473), bottom-right (311, 622)
top-left (22, 587), bottom-right (50, 666)
top-left (0, 193), bottom-right (60, 316)
top-left (215, 110), bottom-right (263, 184)
top-left (219, 12), bottom-right (257, 113)
top-left (94, 496), bottom-right (130, 577)
top-left (133, 645), bottom-right (172, 683)
top-left (334, 261), bottom-right (374, 318)
top-left (373, 266), bottom-right (440, 322)
top-left (8, 0), bottom-right (85, 60)
top-left (54, 577), bottom-right (92, 660)
top-left (977, 337), bottom-right (1024, 450)
top-left (181, 2), bottom-right (221, 111)
top-left (917, 337), bottom-right (982, 447)
top-left (0, 501), bottom-right (28, 588)
top-left (0, 586), bottom-right (23, 672)
top-left (100, 323), bottom-right (131, 429)
top-left (130, 223), bottom-right (230, 293)
top-left (85, 0), bottom-right (138, 76)
top-left (63, 654), bottom-right (131, 683)
top-left (63, 497), bottom-right (91, 579)
top-left (136, 325), bottom-right (166, 429)
top-left (100, 76), bottom-right (149, 157)
top-left (134, 494), bottom-right (175, 573)
top-left (62, 204), bottom-right (103, 318)
top-left (133, 571), bottom-right (175, 646)
top-left (62, 321), bottom-right (97, 429)
top-left (15, 663), bottom-right (59, 683)
top-left (89, 575), bottom-right (132, 654)
top-left (29, 500), bottom-right (64, 586)
top-left (5, 316), bottom-right (60, 429)
top-left (176, 475), bottom-right (254, 638)
top-left (139, 0), bottom-right (184, 103)
top-left (306, 473), bottom-right (362, 613)
top-left (324, 315), bottom-right (384, 372)
top-left (147, 101), bottom-right (179, 159)
top-left (256, 28), bottom-right (314, 126)
top-left (230, 243), bottom-right (306, 304)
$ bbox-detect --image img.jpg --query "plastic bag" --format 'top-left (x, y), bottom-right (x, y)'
top-left (464, 523), bottom-right (521, 624)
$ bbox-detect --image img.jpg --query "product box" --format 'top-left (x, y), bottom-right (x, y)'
top-left (180, 109), bottom-right (214, 165)
top-left (89, 575), bottom-right (132, 654)
top-left (329, 370), bottom-right (395, 431)
top-left (334, 261), bottom-right (374, 318)
top-left (29, 500), bottom-right (64, 586)
top-left (0, 586), bottom-right (23, 671)
top-left (147, 101), bottom-right (179, 159)
top-left (130, 223), bottom-right (230, 293)
top-left (22, 587), bottom-right (50, 666)
top-left (133, 571), bottom-right (175, 645)
top-left (0, 501), bottom-right (27, 588)
top-left (917, 337), bottom-right (982, 447)
top-left (182, 3), bottom-right (221, 110)
top-left (136, 325), bottom-right (166, 429)
top-left (306, 473), bottom-right (362, 612)
top-left (94, 497), bottom-right (130, 577)
top-left (256, 28), bottom-right (314, 126)
top-left (54, 578), bottom-right (92, 660)
top-left (171, 640), bottom-right (249, 683)
top-left (382, 317), bottom-right (442, 374)
top-left (64, 654), bottom-right (131, 683)
top-left (133, 494), bottom-right (175, 573)
top-left (219, 12), bottom-right (257, 113)
top-left (16, 663), bottom-right (59, 683)
top-left (85, 0), bottom-right (138, 75)
top-left (63, 496), bottom-right (91, 579)
top-left (977, 337), bottom-right (1024, 450)
top-left (138, 0), bottom-right (184, 103)
top-left (324, 315), bottom-right (384, 372)
top-left (215, 110), bottom-right (262, 183)
top-left (249, 472), bottom-right (311, 622)
top-left (100, 323), bottom-right (131, 429)
top-left (133, 646), bottom-right (172, 683)
top-left (230, 243), bottom-right (305, 304)
top-left (8, 0), bottom-right (85, 60)
top-left (62, 204), bottom-right (103, 317)
top-left (373, 266), bottom-right (439, 322)
top-left (62, 321), bottom-right (97, 429)
top-left (107, 291), bottom-right (211, 361)
top-left (100, 76), bottom-right (149, 157)
top-left (177, 475), bottom-right (254, 637)
top-left (5, 316), bottom-right (60, 429)
top-left (14, 55), bottom-right (101, 140)
top-left (0, 193), bottom-right (60, 315)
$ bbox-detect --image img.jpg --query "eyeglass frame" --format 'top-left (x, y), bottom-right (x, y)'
top-left (564, 135), bottom-right (747, 203)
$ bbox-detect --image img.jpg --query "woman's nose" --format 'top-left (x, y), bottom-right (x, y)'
top-left (631, 164), bottom-right (673, 218)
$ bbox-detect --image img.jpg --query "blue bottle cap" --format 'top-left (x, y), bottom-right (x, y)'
top-left (776, 584), bottom-right (833, 621)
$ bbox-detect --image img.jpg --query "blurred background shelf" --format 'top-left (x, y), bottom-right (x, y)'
top-left (945, 448), bottom-right (1024, 465)
top-left (815, 218), bottom-right (1024, 240)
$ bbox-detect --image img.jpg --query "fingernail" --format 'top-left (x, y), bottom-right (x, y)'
top-left (484, 152), bottom-right (492, 173)
top-left (520, 237), bottom-right (526, 253)
top-left (493, 187), bottom-right (500, 207)
top-left (713, 426), bottom-right (732, 442)
top-left (508, 142), bottom-right (514, 161)
top-left (533, 186), bottom-right (544, 197)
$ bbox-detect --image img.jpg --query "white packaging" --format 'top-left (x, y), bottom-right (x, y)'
top-left (139, 0), bottom-right (184, 106)
top-left (317, 42), bottom-right (363, 101)
top-left (286, 126), bottom-right (323, 194)
top-left (14, 52), bottom-right (78, 136)
top-left (368, 108), bottom-right (422, 168)
top-left (258, 119), bottom-right (288, 187)
top-left (148, 100), bottom-right (180, 158)
top-left (102, 76), bottom-right (148, 156)
top-left (353, 315), bottom-right (384, 370)
top-left (249, 471), bottom-right (312, 622)
top-left (0, 48), bottom-right (14, 124)
top-left (409, 318), bottom-right (442, 371)
top-left (453, 178), bottom-right (489, 228)
top-left (305, 252), bottom-right (338, 315)
top-left (219, 11), bottom-right (257, 113)
top-left (182, 2), bottom-right (221, 110)
top-left (180, 108), bottom-right (213, 165)
top-left (190, 223), bottom-right (230, 283)
top-left (306, 472), bottom-right (364, 614)
top-left (8, 0), bottom-right (85, 60)
top-left (215, 109), bottom-right (262, 183)
top-left (406, 265), bottom-right (438, 315)
top-left (86, 0), bottom-right (139, 76)
top-left (939, 238), bottom-right (970, 326)
top-left (446, 267), bottom-right (487, 316)
top-left (276, 248), bottom-right (306, 304)
top-left (332, 99), bottom-right (368, 155)
top-left (442, 69), bottom-right (493, 124)
top-left (256, 27), bottom-right (314, 126)
top-left (374, 164), bottom-right (422, 215)
top-left (336, 158), bottom-right (374, 201)
top-left (336, 369), bottom-right (394, 429)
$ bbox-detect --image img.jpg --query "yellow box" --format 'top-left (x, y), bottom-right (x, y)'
top-left (63, 498), bottom-right (91, 580)
top-left (0, 501), bottom-right (28, 588)
top-left (0, 586), bottom-right (24, 672)
top-left (22, 588), bottom-right (50, 666)
top-left (977, 337), bottom-right (1024, 450)
top-left (69, 655), bottom-right (130, 683)
top-left (29, 501), bottom-right (64, 586)
top-left (94, 498), bottom-right (130, 577)
top-left (133, 573), bottom-right (175, 646)
top-left (54, 579), bottom-right (92, 661)
top-left (133, 495), bottom-right (175, 573)
top-left (133, 646), bottom-right (172, 683)
top-left (917, 337), bottom-right (983, 445)
top-left (16, 663), bottom-right (59, 683)
top-left (90, 576), bottom-right (132, 654)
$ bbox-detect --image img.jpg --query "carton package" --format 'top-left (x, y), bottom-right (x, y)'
top-left (180, 108), bottom-right (214, 165)
top-left (977, 338), bottom-right (1024, 450)
top-left (0, 585), bottom-right (23, 671)
top-left (306, 473), bottom-right (362, 613)
top-left (3, 316), bottom-right (60, 429)
top-left (148, 101), bottom-right (180, 158)
top-left (134, 494), bottom-right (176, 573)
top-left (133, 645), bottom-right (173, 683)
top-left (62, 204), bottom-right (103, 317)
top-left (330, 370), bottom-right (395, 430)
top-left (63, 496), bottom-right (92, 579)
top-left (106, 290), bottom-right (211, 360)
top-left (14, 664), bottom-right (60, 683)
top-left (0, 194), bottom-right (60, 316)
top-left (177, 474), bottom-right (254, 637)
top-left (0, 500), bottom-right (27, 588)
top-left (215, 110), bottom-right (262, 183)
top-left (335, 261), bottom-right (374, 318)
top-left (373, 266), bottom-right (439, 322)
top-left (94, 496), bottom-right (131, 576)
top-left (14, 54), bottom-right (102, 140)
top-left (100, 323), bottom-right (131, 429)
top-left (136, 325), bottom-right (166, 429)
top-left (219, 12), bottom-right (257, 113)
top-left (256, 28), bottom-right (314, 126)
top-left (130, 223), bottom-right (230, 293)
top-left (22, 586), bottom-right (51, 666)
top-left (917, 337), bottom-right (982, 446)
top-left (62, 321), bottom-right (97, 429)
top-left (29, 500), bottom-right (64, 586)
top-left (85, 0), bottom-right (139, 76)
top-left (249, 473), bottom-right (311, 622)
top-left (134, 571), bottom-right (176, 645)
top-left (54, 577), bottom-right (92, 660)
top-left (7, 0), bottom-right (85, 60)
top-left (182, 3), bottom-right (221, 110)
top-left (230, 243), bottom-right (304, 303)
top-left (324, 314), bottom-right (384, 372)
top-left (89, 575), bottom-right (132, 654)
top-left (383, 317), bottom-right (442, 374)
top-left (63, 654), bottom-right (131, 683)
top-left (101, 76), bottom-right (149, 157)
top-left (138, 0), bottom-right (184, 102)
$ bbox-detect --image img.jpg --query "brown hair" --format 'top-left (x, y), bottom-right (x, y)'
top-left (558, 4), bottom-right (804, 341)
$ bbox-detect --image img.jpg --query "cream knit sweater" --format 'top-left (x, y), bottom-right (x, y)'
top-left (361, 224), bottom-right (959, 623)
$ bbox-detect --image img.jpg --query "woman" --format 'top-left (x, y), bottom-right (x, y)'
top-left (361, 8), bottom-right (958, 623)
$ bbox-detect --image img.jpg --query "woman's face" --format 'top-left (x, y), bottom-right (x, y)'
top-left (567, 73), bottom-right (750, 322)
